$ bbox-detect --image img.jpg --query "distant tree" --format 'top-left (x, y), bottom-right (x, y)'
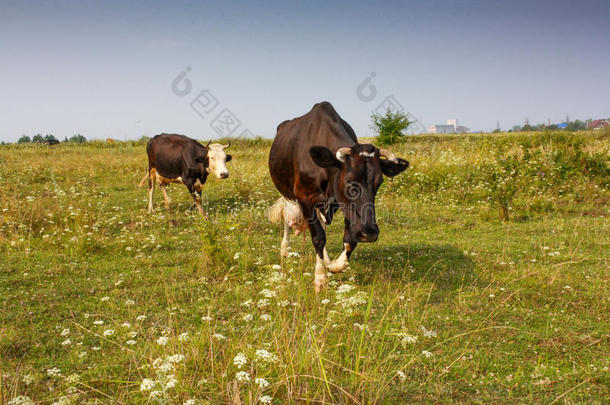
top-left (493, 128), bottom-right (501, 133)
top-left (18, 135), bottom-right (31, 143)
top-left (32, 134), bottom-right (44, 143)
top-left (370, 109), bottom-right (411, 145)
top-left (545, 124), bottom-right (559, 130)
top-left (521, 124), bottom-right (533, 131)
top-left (138, 135), bottom-right (151, 144)
top-left (69, 133), bottom-right (87, 143)
top-left (44, 134), bottom-right (58, 143)
top-left (63, 136), bottom-right (69, 142)
top-left (567, 120), bottom-right (586, 131)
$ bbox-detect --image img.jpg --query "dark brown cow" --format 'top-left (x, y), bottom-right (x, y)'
top-left (142, 133), bottom-right (231, 214)
top-left (268, 101), bottom-right (409, 292)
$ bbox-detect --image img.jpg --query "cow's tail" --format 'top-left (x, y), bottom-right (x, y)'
top-left (268, 197), bottom-right (286, 224)
top-left (138, 171), bottom-right (149, 188)
top-left (268, 196), bottom-right (306, 228)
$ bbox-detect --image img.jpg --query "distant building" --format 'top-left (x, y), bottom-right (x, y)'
top-left (557, 123), bottom-right (567, 129)
top-left (587, 119), bottom-right (609, 130)
top-left (428, 119), bottom-right (469, 134)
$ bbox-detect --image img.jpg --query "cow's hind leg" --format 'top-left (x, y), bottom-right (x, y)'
top-left (160, 183), bottom-right (171, 209)
top-left (281, 220), bottom-right (290, 257)
top-left (147, 168), bottom-right (156, 213)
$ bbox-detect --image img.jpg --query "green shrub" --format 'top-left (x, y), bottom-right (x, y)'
top-left (371, 109), bottom-right (411, 145)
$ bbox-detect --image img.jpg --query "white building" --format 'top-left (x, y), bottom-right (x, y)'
top-left (428, 119), bottom-right (469, 134)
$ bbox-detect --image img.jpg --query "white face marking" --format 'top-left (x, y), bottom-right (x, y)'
top-left (206, 144), bottom-right (230, 179)
top-left (359, 151), bottom-right (375, 158)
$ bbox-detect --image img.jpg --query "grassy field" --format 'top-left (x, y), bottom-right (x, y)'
top-left (0, 131), bottom-right (608, 404)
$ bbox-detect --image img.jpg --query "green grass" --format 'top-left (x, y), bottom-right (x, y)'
top-left (0, 132), bottom-right (608, 404)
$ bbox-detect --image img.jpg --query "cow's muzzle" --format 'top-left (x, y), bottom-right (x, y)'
top-left (355, 224), bottom-right (379, 243)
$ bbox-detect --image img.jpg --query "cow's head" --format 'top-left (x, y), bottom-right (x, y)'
top-left (205, 142), bottom-right (232, 179)
top-left (309, 143), bottom-right (408, 243)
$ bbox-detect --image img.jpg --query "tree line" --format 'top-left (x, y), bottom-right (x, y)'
top-left (17, 134), bottom-right (87, 144)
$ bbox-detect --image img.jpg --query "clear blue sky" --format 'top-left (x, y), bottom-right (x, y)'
top-left (1, 0), bottom-right (609, 141)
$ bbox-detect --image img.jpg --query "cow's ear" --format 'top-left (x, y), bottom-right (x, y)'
top-left (225, 154), bottom-right (232, 162)
top-left (310, 146), bottom-right (341, 168)
top-left (380, 157), bottom-right (409, 177)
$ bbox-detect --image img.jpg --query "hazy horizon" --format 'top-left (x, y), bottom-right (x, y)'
top-left (1, 0), bottom-right (609, 142)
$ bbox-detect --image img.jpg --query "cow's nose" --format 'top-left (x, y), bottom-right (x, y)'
top-left (220, 172), bottom-right (229, 179)
top-left (357, 230), bottom-right (378, 243)
top-left (357, 224), bottom-right (379, 242)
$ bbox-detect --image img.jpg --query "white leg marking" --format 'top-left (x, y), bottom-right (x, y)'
top-left (280, 221), bottom-right (290, 257)
top-left (328, 243), bottom-right (350, 273)
top-left (314, 255), bottom-right (328, 293)
top-left (328, 246), bottom-right (349, 273)
top-left (323, 247), bottom-right (331, 267)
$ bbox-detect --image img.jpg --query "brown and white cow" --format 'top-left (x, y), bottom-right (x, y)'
top-left (141, 133), bottom-right (231, 215)
top-left (268, 102), bottom-right (409, 292)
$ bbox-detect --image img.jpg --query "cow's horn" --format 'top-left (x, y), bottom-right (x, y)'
top-left (378, 148), bottom-right (398, 162)
top-left (205, 140), bottom-right (211, 148)
top-left (335, 147), bottom-right (351, 162)
top-left (222, 140), bottom-right (231, 149)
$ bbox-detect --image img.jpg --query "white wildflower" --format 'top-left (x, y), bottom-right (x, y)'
top-left (103, 329), bottom-right (115, 337)
top-left (100, 296), bottom-right (110, 302)
top-left (125, 299), bottom-right (135, 306)
top-left (260, 314), bottom-right (272, 321)
top-left (93, 320), bottom-right (104, 325)
top-left (167, 354), bottom-right (185, 363)
top-left (421, 350), bottom-right (433, 358)
top-left (255, 349), bottom-right (279, 364)
top-left (336, 284), bottom-right (355, 295)
top-left (140, 378), bottom-right (156, 392)
top-left (61, 338), bottom-right (72, 346)
top-left (396, 370), bottom-right (406, 381)
top-left (233, 352), bottom-right (248, 369)
top-left (179, 332), bottom-right (189, 341)
top-left (60, 328), bottom-right (70, 336)
top-left (235, 371), bottom-right (250, 383)
top-left (46, 367), bottom-right (62, 377)
top-left (255, 377), bottom-right (270, 389)
top-left (421, 325), bottom-right (437, 338)
top-left (8, 396), bottom-right (35, 405)
top-left (21, 373), bottom-right (35, 385)
top-left (271, 264), bottom-right (281, 270)
top-left (126, 339), bottom-right (137, 345)
top-left (136, 314), bottom-right (147, 321)
top-left (165, 377), bottom-right (177, 389)
top-left (213, 333), bottom-right (226, 340)
top-left (259, 395), bottom-right (273, 404)
top-left (401, 334), bottom-right (418, 345)
top-left (320, 299), bottom-right (330, 305)
top-left (156, 336), bottom-right (169, 346)
top-left (260, 289), bottom-right (277, 298)
top-left (242, 313), bottom-right (253, 321)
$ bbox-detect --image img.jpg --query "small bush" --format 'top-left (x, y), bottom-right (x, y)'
top-left (371, 109), bottom-right (411, 145)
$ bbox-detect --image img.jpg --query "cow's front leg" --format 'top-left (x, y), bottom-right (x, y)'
top-left (185, 182), bottom-right (205, 216)
top-left (302, 204), bottom-right (328, 293)
top-left (328, 219), bottom-right (358, 273)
